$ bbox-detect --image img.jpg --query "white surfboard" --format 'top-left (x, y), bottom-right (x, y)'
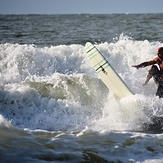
top-left (85, 42), bottom-right (133, 98)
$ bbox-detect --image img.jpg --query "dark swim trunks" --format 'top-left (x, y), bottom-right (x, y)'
top-left (144, 65), bottom-right (163, 98)
top-left (156, 82), bottom-right (163, 98)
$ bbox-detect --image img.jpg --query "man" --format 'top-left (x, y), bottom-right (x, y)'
top-left (132, 47), bottom-right (163, 98)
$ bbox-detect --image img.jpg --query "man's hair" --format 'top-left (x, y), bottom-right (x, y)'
top-left (158, 47), bottom-right (163, 54)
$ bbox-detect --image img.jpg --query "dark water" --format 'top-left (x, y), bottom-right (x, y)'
top-left (0, 14), bottom-right (163, 46)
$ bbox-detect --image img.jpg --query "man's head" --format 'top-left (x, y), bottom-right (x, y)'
top-left (157, 47), bottom-right (163, 59)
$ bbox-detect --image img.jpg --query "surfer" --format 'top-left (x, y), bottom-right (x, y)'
top-left (132, 47), bottom-right (163, 98)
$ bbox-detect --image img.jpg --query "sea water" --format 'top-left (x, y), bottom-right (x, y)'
top-left (0, 14), bottom-right (163, 162)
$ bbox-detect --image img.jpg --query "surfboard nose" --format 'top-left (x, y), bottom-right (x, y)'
top-left (85, 42), bottom-right (133, 98)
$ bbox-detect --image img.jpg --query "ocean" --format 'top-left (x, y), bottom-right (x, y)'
top-left (0, 14), bottom-right (163, 162)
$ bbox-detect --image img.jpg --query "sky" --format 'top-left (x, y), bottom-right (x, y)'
top-left (0, 0), bottom-right (163, 14)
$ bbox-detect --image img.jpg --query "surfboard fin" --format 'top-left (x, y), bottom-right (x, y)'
top-left (100, 66), bottom-right (108, 75)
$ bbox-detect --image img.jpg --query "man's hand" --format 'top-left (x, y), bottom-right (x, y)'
top-left (132, 65), bottom-right (140, 69)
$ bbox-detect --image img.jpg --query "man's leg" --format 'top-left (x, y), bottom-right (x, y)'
top-left (148, 66), bottom-right (163, 98)
top-left (143, 65), bottom-right (160, 85)
top-left (156, 83), bottom-right (163, 98)
top-left (143, 65), bottom-right (163, 98)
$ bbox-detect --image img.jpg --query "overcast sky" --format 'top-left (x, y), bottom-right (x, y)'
top-left (0, 0), bottom-right (163, 14)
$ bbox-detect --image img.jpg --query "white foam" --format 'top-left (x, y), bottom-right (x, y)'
top-left (0, 36), bottom-right (163, 132)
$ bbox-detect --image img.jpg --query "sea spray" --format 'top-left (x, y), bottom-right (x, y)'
top-left (0, 24), bottom-right (163, 162)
